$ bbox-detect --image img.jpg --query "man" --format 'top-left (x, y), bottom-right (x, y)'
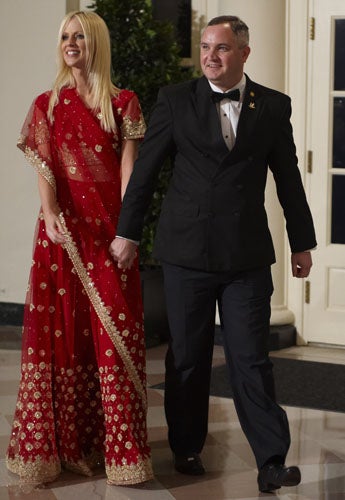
top-left (110, 15), bottom-right (316, 493)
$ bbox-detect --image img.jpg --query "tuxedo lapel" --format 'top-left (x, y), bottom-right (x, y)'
top-left (194, 77), bottom-right (230, 160)
top-left (233, 76), bottom-right (261, 155)
top-left (191, 76), bottom-right (262, 168)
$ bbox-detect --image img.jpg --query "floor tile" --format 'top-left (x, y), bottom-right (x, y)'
top-left (0, 333), bottom-right (345, 499)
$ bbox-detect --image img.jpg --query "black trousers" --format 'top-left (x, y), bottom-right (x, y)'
top-left (161, 263), bottom-right (290, 469)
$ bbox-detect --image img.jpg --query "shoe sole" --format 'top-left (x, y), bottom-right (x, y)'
top-left (258, 470), bottom-right (301, 492)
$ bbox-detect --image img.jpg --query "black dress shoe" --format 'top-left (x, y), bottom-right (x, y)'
top-left (257, 463), bottom-right (301, 492)
top-left (174, 453), bottom-right (205, 475)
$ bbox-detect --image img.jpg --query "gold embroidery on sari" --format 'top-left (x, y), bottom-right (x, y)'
top-left (121, 115), bottom-right (146, 140)
top-left (6, 455), bottom-right (61, 485)
top-left (34, 118), bottom-right (50, 145)
top-left (17, 134), bottom-right (26, 149)
top-left (106, 456), bottom-right (153, 485)
top-left (62, 450), bottom-right (104, 477)
top-left (60, 142), bottom-right (78, 176)
top-left (19, 145), bottom-right (56, 191)
top-left (58, 213), bottom-right (147, 408)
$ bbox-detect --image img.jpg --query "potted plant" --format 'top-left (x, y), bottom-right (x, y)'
top-left (90, 0), bottom-right (195, 345)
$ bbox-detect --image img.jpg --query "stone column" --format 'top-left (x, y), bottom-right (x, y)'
top-left (212, 0), bottom-right (295, 329)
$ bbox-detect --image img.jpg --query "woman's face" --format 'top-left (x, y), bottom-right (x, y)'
top-left (61, 17), bottom-right (87, 71)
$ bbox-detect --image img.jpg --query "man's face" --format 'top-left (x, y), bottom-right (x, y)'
top-left (200, 23), bottom-right (250, 91)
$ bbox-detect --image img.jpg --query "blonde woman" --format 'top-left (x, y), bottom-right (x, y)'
top-left (7, 11), bottom-right (153, 486)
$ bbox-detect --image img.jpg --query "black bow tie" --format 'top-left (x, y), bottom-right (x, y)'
top-left (211, 88), bottom-right (240, 103)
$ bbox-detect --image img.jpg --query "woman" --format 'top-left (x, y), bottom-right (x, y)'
top-left (6, 11), bottom-right (153, 486)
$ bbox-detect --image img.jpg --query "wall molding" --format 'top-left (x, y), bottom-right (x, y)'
top-left (0, 302), bottom-right (24, 326)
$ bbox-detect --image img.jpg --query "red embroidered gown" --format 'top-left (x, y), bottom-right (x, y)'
top-left (6, 88), bottom-right (153, 485)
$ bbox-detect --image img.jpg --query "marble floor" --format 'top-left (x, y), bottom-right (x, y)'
top-left (1, 336), bottom-right (345, 499)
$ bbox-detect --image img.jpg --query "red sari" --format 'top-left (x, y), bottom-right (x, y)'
top-left (6, 88), bottom-right (153, 485)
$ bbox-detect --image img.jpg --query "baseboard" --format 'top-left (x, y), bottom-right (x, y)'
top-left (0, 302), bottom-right (24, 326)
top-left (268, 324), bottom-right (297, 350)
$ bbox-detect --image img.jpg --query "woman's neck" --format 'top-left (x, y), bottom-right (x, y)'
top-left (72, 69), bottom-right (93, 107)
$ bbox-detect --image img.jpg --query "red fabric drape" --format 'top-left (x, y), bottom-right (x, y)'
top-left (7, 88), bottom-right (153, 485)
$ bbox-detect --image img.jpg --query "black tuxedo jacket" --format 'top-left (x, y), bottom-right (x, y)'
top-left (117, 75), bottom-right (317, 272)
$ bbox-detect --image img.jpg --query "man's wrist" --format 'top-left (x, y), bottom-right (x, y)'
top-left (116, 235), bottom-right (139, 245)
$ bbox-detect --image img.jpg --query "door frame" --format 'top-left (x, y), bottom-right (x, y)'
top-left (285, 0), bottom-right (312, 343)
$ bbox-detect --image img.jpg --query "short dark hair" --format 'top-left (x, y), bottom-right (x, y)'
top-left (207, 15), bottom-right (249, 47)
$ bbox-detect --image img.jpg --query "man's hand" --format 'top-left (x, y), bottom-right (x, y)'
top-left (109, 237), bottom-right (137, 269)
top-left (291, 251), bottom-right (313, 278)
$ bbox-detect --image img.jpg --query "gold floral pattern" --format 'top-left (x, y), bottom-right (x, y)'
top-left (122, 115), bottom-right (146, 140)
top-left (19, 145), bottom-right (56, 191)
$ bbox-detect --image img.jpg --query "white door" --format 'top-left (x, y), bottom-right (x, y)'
top-left (304, 0), bottom-right (345, 345)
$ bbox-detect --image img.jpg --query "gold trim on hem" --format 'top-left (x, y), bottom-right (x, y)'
top-left (6, 455), bottom-right (61, 485)
top-left (106, 456), bottom-right (154, 485)
top-left (58, 212), bottom-right (147, 407)
top-left (62, 449), bottom-right (104, 477)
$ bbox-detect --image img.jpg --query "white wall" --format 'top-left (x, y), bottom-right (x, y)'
top-left (217, 0), bottom-right (286, 90)
top-left (0, 1), bottom-right (66, 303)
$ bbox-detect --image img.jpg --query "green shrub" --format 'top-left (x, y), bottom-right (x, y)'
top-left (90, 0), bottom-right (195, 265)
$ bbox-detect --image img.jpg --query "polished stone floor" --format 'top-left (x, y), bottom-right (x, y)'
top-left (1, 331), bottom-right (345, 499)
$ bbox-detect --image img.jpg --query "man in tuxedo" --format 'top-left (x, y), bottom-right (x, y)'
top-left (110, 15), bottom-right (316, 493)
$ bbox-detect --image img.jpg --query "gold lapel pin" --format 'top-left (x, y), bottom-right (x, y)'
top-left (248, 91), bottom-right (256, 109)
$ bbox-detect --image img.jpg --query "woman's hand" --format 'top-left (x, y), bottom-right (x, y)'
top-left (43, 210), bottom-right (66, 245)
top-left (38, 175), bottom-right (66, 245)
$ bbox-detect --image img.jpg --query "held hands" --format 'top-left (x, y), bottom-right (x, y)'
top-left (109, 237), bottom-right (137, 269)
top-left (291, 251), bottom-right (313, 278)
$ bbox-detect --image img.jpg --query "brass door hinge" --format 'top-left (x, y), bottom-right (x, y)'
top-left (309, 17), bottom-right (315, 40)
top-left (307, 150), bottom-right (313, 173)
top-left (305, 280), bottom-right (311, 304)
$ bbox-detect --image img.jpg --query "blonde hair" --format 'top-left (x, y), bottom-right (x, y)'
top-left (48, 11), bottom-right (119, 132)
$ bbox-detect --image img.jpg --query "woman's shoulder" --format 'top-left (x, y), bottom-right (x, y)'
top-left (112, 88), bottom-right (138, 107)
top-left (33, 90), bottom-right (52, 109)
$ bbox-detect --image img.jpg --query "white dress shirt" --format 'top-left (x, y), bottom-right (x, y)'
top-left (209, 74), bottom-right (246, 151)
